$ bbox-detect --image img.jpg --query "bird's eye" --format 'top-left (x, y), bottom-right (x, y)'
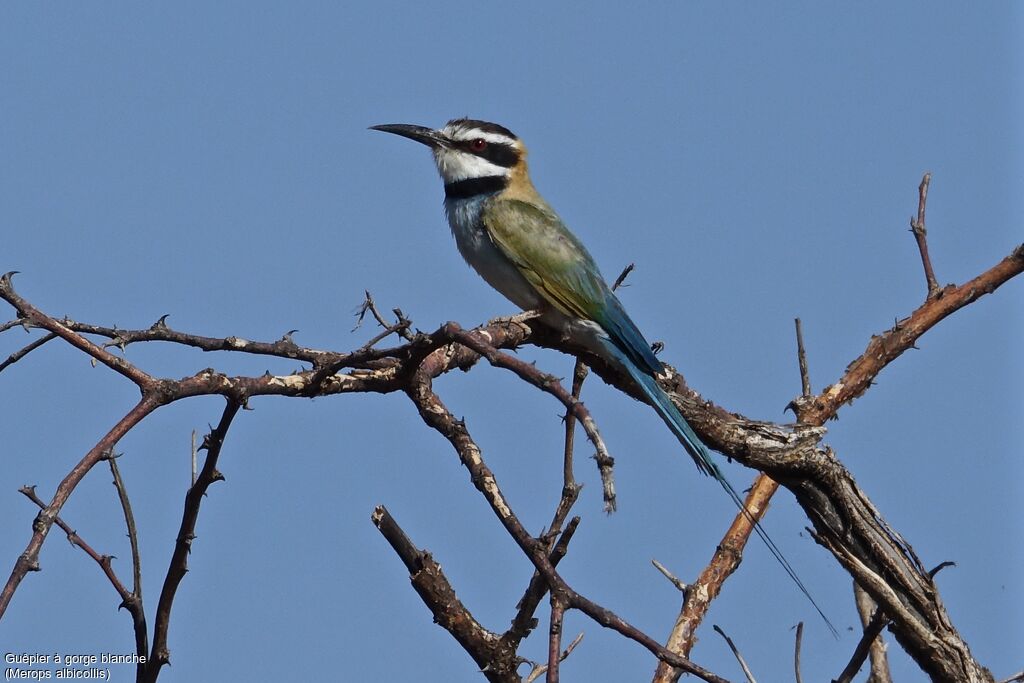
top-left (470, 138), bottom-right (488, 152)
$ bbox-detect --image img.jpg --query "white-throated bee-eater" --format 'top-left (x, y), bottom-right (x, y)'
top-left (371, 118), bottom-right (832, 630)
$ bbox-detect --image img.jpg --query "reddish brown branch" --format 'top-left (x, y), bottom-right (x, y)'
top-left (1, 272), bottom-right (155, 387)
top-left (653, 474), bottom-right (780, 682)
top-left (404, 376), bottom-right (729, 683)
top-left (0, 395), bottom-right (160, 619)
top-left (2, 211), bottom-right (1018, 680)
top-left (547, 595), bottom-right (567, 682)
top-left (910, 172), bottom-right (940, 298)
top-left (371, 505), bottom-right (510, 681)
top-left (501, 517), bottom-right (580, 658)
top-left (442, 322), bottom-right (616, 511)
top-left (18, 484), bottom-right (133, 602)
top-left (803, 243), bottom-right (1023, 424)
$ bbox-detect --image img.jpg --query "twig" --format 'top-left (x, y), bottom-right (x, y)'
top-left (794, 318), bottom-right (811, 398)
top-left (794, 622), bottom-right (804, 683)
top-left (404, 378), bottom-right (729, 683)
top-left (525, 632), bottom-right (584, 683)
top-left (805, 246), bottom-right (1024, 425)
top-left (547, 595), bottom-right (567, 682)
top-left (18, 485), bottom-right (132, 602)
top-left (549, 359), bottom-right (587, 531)
top-left (651, 559), bottom-right (687, 594)
top-left (653, 474), bottom-right (779, 682)
top-left (909, 172), bottom-right (940, 298)
top-left (0, 395), bottom-right (160, 620)
top-left (354, 291), bottom-right (413, 349)
top-left (443, 322), bottom-right (616, 511)
top-left (712, 625), bottom-right (757, 683)
top-left (0, 331), bottom-right (56, 373)
top-left (0, 316), bottom-right (29, 333)
top-left (997, 672), bottom-right (1024, 683)
top-left (107, 454), bottom-right (148, 674)
top-left (371, 506), bottom-right (505, 678)
top-left (834, 583), bottom-right (890, 683)
top-left (503, 517), bottom-right (581, 654)
top-left (142, 399), bottom-right (240, 682)
top-left (190, 430), bottom-right (198, 487)
top-left (355, 290), bottom-right (415, 342)
top-left (1, 272), bottom-right (155, 387)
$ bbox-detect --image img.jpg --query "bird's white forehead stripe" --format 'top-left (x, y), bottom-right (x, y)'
top-left (443, 126), bottom-right (517, 147)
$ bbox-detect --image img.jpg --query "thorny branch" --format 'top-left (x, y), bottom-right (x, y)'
top-left (142, 399), bottom-right (240, 682)
top-left (107, 455), bottom-right (148, 676)
top-left (653, 175), bottom-right (1019, 683)
top-left (1, 172), bottom-right (1020, 681)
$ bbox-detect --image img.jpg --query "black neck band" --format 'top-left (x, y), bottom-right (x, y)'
top-left (444, 176), bottom-right (508, 200)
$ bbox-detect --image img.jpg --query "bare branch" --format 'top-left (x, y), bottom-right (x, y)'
top-left (712, 625), bottom-right (757, 683)
top-left (0, 395), bottom-right (160, 619)
top-left (442, 322), bottom-right (616, 511)
top-left (142, 398), bottom-right (240, 682)
top-left (651, 558), bottom-right (688, 594)
top-left (794, 622), bottom-right (804, 683)
top-left (502, 517), bottom-right (581, 655)
top-left (525, 632), bottom-right (584, 683)
top-left (909, 172), bottom-right (940, 298)
top-left (371, 505), bottom-right (510, 681)
top-left (107, 455), bottom-right (148, 674)
top-left (654, 474), bottom-right (779, 682)
top-left (404, 376), bottom-right (730, 683)
top-left (1, 272), bottom-right (155, 388)
top-left (547, 595), bottom-right (566, 682)
top-left (0, 331), bottom-right (56, 373)
top-left (795, 318), bottom-right (811, 397)
top-left (853, 582), bottom-right (893, 683)
top-left (803, 243), bottom-right (1023, 424)
top-left (18, 485), bottom-right (132, 602)
top-left (549, 359), bottom-right (587, 532)
top-left (834, 587), bottom-right (889, 683)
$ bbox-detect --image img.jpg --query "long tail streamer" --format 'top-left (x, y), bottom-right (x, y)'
top-left (598, 339), bottom-right (838, 636)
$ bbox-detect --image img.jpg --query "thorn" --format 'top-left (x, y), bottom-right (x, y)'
top-left (151, 314), bottom-right (170, 330)
top-left (929, 560), bottom-right (956, 578)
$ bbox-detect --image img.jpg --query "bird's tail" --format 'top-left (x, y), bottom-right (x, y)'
top-left (597, 338), bottom-right (837, 635)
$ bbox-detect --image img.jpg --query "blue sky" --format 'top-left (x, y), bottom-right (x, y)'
top-left (1, 3), bottom-right (1021, 681)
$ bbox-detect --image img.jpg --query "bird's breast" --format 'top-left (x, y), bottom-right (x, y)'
top-left (444, 196), bottom-right (543, 311)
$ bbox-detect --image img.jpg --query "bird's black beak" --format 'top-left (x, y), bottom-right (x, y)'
top-left (369, 124), bottom-right (448, 149)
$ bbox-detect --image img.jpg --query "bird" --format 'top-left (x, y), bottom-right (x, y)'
top-left (370, 118), bottom-right (833, 630)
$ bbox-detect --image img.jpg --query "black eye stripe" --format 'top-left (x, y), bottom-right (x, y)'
top-left (458, 139), bottom-right (519, 168)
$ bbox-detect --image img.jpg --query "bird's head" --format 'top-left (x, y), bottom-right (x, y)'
top-left (370, 118), bottom-right (525, 186)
